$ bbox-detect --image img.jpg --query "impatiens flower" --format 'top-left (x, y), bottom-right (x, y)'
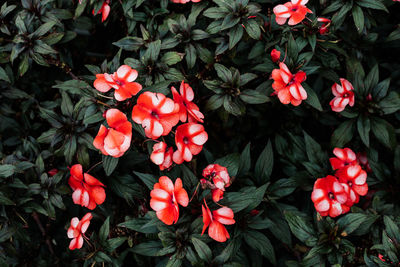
top-left (150, 142), bottom-right (173, 171)
top-left (48, 168), bottom-right (58, 176)
top-left (273, 0), bottom-right (312, 26)
top-left (271, 49), bottom-right (281, 63)
top-left (317, 17), bottom-right (331, 35)
top-left (329, 147), bottom-right (357, 170)
top-left (173, 123), bottom-right (208, 164)
top-left (357, 152), bottom-right (372, 173)
top-left (171, 81), bottom-right (204, 123)
top-left (336, 164), bottom-right (368, 205)
top-left (202, 164), bottom-right (231, 202)
top-left (132, 92), bottom-right (180, 139)
top-left (93, 1), bottom-right (110, 22)
top-left (150, 176), bottom-right (189, 225)
top-left (67, 213), bottom-right (92, 250)
top-left (171, 0), bottom-right (201, 3)
top-left (93, 109), bottom-right (132, 158)
top-left (94, 65), bottom-right (142, 101)
top-left (311, 175), bottom-right (348, 217)
top-left (201, 200), bottom-right (235, 242)
top-left (271, 62), bottom-right (307, 106)
top-left (330, 78), bottom-right (355, 112)
top-left (69, 164), bottom-right (106, 210)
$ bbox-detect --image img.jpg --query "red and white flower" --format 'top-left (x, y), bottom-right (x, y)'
top-left (171, 0), bottom-right (201, 3)
top-left (94, 65), bottom-right (142, 101)
top-left (336, 164), bottom-right (368, 205)
top-left (202, 164), bottom-right (231, 202)
top-left (201, 200), bottom-right (235, 242)
top-left (150, 142), bottom-right (173, 171)
top-left (93, 109), bottom-right (132, 158)
top-left (150, 176), bottom-right (189, 225)
top-left (132, 92), bottom-right (180, 140)
top-left (329, 147), bottom-right (357, 171)
top-left (273, 0), bottom-right (312, 26)
top-left (171, 81), bottom-right (204, 123)
top-left (330, 78), bottom-right (355, 112)
top-left (68, 164), bottom-right (106, 210)
top-left (67, 213), bottom-right (92, 250)
top-left (173, 123), bottom-right (208, 164)
top-left (311, 175), bottom-right (348, 217)
top-left (271, 62), bottom-right (307, 106)
top-left (93, 1), bottom-right (110, 22)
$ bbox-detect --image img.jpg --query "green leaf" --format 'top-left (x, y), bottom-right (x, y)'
top-left (0, 66), bottom-right (11, 83)
top-left (113, 37), bottom-right (144, 51)
top-left (161, 51), bottom-right (183, 66)
top-left (223, 96), bottom-right (242, 116)
top-left (0, 164), bottom-right (15, 178)
top-left (131, 241), bottom-right (163, 256)
top-left (284, 211), bottom-right (317, 246)
top-left (0, 192), bottom-right (15, 205)
top-left (144, 40), bottom-right (161, 62)
top-left (106, 237), bottom-right (127, 253)
top-left (30, 21), bottom-right (56, 38)
top-left (239, 90), bottom-right (269, 104)
top-left (372, 78), bottom-right (390, 100)
top-left (238, 142), bottom-right (251, 176)
top-left (214, 63), bottom-right (232, 83)
top-left (244, 230), bottom-right (276, 264)
top-left (191, 29), bottom-right (210, 41)
top-left (185, 44), bottom-right (196, 69)
top-left (228, 25), bottom-right (243, 50)
top-left (254, 140), bottom-right (273, 185)
top-left (304, 131), bottom-right (325, 164)
top-left (203, 7), bottom-right (227, 19)
top-left (371, 117), bottom-right (396, 149)
top-left (331, 120), bottom-right (355, 147)
top-left (304, 84), bottom-right (323, 111)
top-left (60, 92), bottom-right (73, 117)
top-left (379, 91), bottom-right (400, 114)
top-left (384, 216), bottom-right (400, 242)
top-left (102, 155), bottom-right (119, 176)
top-left (118, 215), bottom-right (158, 234)
top-left (99, 217), bottom-right (110, 243)
top-left (268, 178), bottom-right (296, 199)
top-left (357, 114), bottom-right (370, 147)
top-left (288, 34), bottom-right (299, 62)
top-left (64, 136), bottom-right (77, 164)
top-left (337, 213), bottom-right (375, 235)
top-left (133, 171), bottom-right (157, 190)
top-left (356, 0), bottom-right (388, 12)
top-left (352, 5), bottom-right (364, 34)
top-left (221, 14), bottom-right (240, 31)
top-left (206, 94), bottom-right (224, 111)
top-left (244, 19), bottom-right (261, 40)
top-left (364, 64), bottom-right (379, 92)
top-left (191, 237), bottom-right (212, 263)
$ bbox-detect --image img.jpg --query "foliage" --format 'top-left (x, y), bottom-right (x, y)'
top-left (1, 0), bottom-right (400, 266)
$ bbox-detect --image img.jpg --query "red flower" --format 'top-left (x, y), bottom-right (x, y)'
top-left (357, 152), bottom-right (372, 173)
top-left (271, 62), bottom-right (307, 106)
top-left (150, 142), bottom-right (173, 171)
top-left (150, 176), bottom-right (189, 225)
top-left (93, 65), bottom-right (142, 101)
top-left (317, 17), bottom-right (331, 35)
top-left (311, 175), bottom-right (348, 217)
top-left (48, 168), bottom-right (58, 176)
top-left (67, 213), bottom-right (92, 250)
top-left (271, 49), bottom-right (281, 63)
top-left (173, 123), bottom-right (208, 164)
top-left (69, 164), bottom-right (106, 210)
top-left (329, 147), bottom-right (357, 171)
top-left (202, 164), bottom-right (231, 202)
top-left (93, 109), bottom-right (132, 158)
top-left (336, 164), bottom-right (368, 204)
top-left (132, 92), bottom-right (180, 139)
top-left (92, 1), bottom-right (110, 22)
top-left (273, 0), bottom-right (312, 26)
top-left (330, 78), bottom-right (355, 112)
top-left (201, 200), bottom-right (235, 242)
top-left (171, 81), bottom-right (204, 123)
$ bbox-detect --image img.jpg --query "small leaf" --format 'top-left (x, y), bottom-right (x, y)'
top-left (99, 217), bottom-right (110, 243)
top-left (133, 171), bottom-right (157, 190)
top-left (102, 155), bottom-right (119, 176)
top-left (331, 120), bottom-right (355, 147)
top-left (357, 114), bottom-right (370, 147)
top-left (244, 230), bottom-right (276, 264)
top-left (254, 140), bottom-right (273, 185)
top-left (192, 237), bottom-right (212, 263)
top-left (352, 5), bottom-right (364, 34)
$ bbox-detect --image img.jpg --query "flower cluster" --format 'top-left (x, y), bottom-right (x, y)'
top-left (67, 164), bottom-right (106, 249)
top-left (149, 163), bottom-right (235, 243)
top-left (312, 148), bottom-right (369, 217)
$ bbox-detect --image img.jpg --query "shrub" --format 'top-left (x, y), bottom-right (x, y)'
top-left (1, 0), bottom-right (400, 266)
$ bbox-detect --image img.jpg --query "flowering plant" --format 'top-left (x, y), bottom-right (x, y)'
top-left (1, 0), bottom-right (400, 266)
